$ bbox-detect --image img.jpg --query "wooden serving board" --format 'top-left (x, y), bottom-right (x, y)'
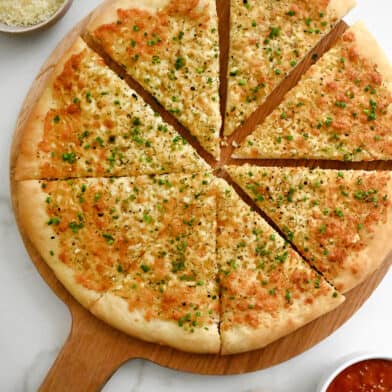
top-left (9, 1), bottom-right (392, 391)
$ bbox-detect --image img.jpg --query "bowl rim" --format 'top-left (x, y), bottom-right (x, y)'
top-left (317, 351), bottom-right (392, 392)
top-left (0, 0), bottom-right (73, 34)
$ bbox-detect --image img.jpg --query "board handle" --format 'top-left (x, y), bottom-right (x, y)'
top-left (39, 306), bottom-right (131, 392)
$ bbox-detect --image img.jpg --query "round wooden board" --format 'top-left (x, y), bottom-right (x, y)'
top-left (9, 1), bottom-right (392, 391)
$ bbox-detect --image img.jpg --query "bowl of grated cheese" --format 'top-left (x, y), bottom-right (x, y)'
top-left (0, 0), bottom-right (73, 34)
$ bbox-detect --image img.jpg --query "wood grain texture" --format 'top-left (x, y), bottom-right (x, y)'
top-left (9, 1), bottom-right (391, 391)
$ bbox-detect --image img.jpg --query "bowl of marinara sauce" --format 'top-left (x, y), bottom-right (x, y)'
top-left (318, 353), bottom-right (392, 392)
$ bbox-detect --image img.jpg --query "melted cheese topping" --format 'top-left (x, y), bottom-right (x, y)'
top-left (37, 44), bottom-right (206, 179)
top-left (41, 172), bottom-right (219, 329)
top-left (228, 165), bottom-right (391, 290)
top-left (225, 0), bottom-right (339, 135)
top-left (237, 27), bottom-right (392, 160)
top-left (217, 180), bottom-right (335, 330)
top-left (91, 0), bottom-right (221, 158)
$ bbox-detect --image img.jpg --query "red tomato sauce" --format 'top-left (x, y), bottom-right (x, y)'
top-left (327, 359), bottom-right (392, 392)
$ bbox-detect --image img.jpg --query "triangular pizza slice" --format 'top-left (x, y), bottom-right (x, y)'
top-left (17, 172), bottom-right (220, 353)
top-left (15, 38), bottom-right (207, 181)
top-left (216, 179), bottom-right (343, 354)
top-left (87, 0), bottom-right (221, 159)
top-left (225, 0), bottom-right (355, 136)
top-left (235, 23), bottom-right (392, 160)
top-left (227, 165), bottom-right (392, 292)
top-left (90, 172), bottom-right (220, 353)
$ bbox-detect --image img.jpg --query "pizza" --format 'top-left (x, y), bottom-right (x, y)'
top-left (216, 179), bottom-right (344, 354)
top-left (11, 0), bottom-right (392, 356)
top-left (87, 0), bottom-right (221, 159)
top-left (224, 0), bottom-right (355, 136)
top-left (227, 165), bottom-right (392, 292)
top-left (235, 23), bottom-right (392, 160)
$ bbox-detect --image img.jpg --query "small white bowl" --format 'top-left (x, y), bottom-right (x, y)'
top-left (317, 352), bottom-right (392, 392)
top-left (0, 0), bottom-right (73, 34)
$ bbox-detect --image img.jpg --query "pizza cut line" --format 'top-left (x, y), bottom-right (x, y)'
top-left (226, 165), bottom-right (392, 293)
top-left (12, 0), bottom-right (392, 355)
top-left (216, 179), bottom-right (344, 354)
top-left (16, 174), bottom-right (346, 355)
top-left (15, 38), bottom-right (208, 181)
top-left (235, 22), bottom-right (392, 161)
top-left (224, 0), bottom-right (356, 136)
top-left (87, 0), bottom-right (222, 159)
top-left (17, 173), bottom-right (221, 353)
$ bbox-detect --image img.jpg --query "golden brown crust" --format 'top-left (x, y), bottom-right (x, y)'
top-left (327, 0), bottom-right (356, 20)
top-left (350, 21), bottom-right (392, 88)
top-left (15, 38), bottom-right (87, 181)
top-left (221, 291), bottom-right (344, 355)
top-left (336, 177), bottom-right (392, 292)
top-left (16, 180), bottom-right (102, 309)
top-left (91, 292), bottom-right (221, 354)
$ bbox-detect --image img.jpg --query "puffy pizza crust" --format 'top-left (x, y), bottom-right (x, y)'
top-left (335, 177), bottom-right (392, 292)
top-left (349, 21), bottom-right (392, 88)
top-left (15, 38), bottom-right (87, 181)
top-left (222, 290), bottom-right (344, 355)
top-left (91, 292), bottom-right (221, 354)
top-left (327, 0), bottom-right (357, 19)
top-left (16, 180), bottom-right (102, 309)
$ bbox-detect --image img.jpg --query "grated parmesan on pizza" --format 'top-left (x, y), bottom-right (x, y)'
top-left (88, 0), bottom-right (222, 159)
top-left (216, 179), bottom-right (343, 354)
top-left (227, 165), bottom-right (392, 293)
top-left (235, 23), bottom-right (392, 161)
top-left (15, 39), bottom-right (207, 181)
top-left (224, 0), bottom-right (355, 136)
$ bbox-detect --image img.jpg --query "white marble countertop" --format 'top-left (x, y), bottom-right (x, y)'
top-left (0, 1), bottom-right (391, 391)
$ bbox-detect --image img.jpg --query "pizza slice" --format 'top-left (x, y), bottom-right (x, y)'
top-left (15, 38), bottom-right (207, 181)
top-left (225, 0), bottom-right (355, 136)
top-left (216, 179), bottom-right (344, 355)
top-left (235, 23), bottom-right (392, 160)
top-left (87, 0), bottom-right (221, 159)
top-left (90, 172), bottom-right (220, 353)
top-left (227, 165), bottom-right (392, 293)
top-left (17, 172), bottom-right (220, 353)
